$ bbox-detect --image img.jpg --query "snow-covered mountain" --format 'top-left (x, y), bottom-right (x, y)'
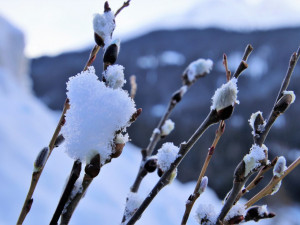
top-left (1, 0), bottom-right (300, 57)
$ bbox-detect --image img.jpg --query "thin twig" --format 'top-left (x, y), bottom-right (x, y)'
top-left (233, 44), bottom-right (253, 79)
top-left (223, 54), bottom-right (231, 82)
top-left (181, 121), bottom-right (225, 225)
top-left (83, 45), bottom-right (101, 71)
top-left (245, 157), bottom-right (300, 208)
top-left (115, 0), bottom-right (131, 17)
top-left (17, 99), bottom-right (70, 225)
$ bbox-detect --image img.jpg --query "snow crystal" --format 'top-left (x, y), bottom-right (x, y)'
top-left (123, 192), bottom-right (142, 222)
top-left (211, 78), bottom-right (239, 111)
top-left (248, 111), bottom-right (265, 136)
top-left (271, 181), bottom-right (282, 195)
top-left (156, 142), bottom-right (179, 171)
top-left (243, 144), bottom-right (267, 176)
top-left (258, 205), bottom-right (269, 216)
top-left (93, 11), bottom-right (115, 47)
top-left (161, 119), bottom-right (175, 136)
top-left (103, 64), bottom-right (126, 89)
top-left (195, 203), bottom-right (217, 225)
top-left (115, 133), bottom-right (129, 144)
top-left (225, 203), bottom-right (246, 220)
top-left (273, 156), bottom-right (287, 177)
top-left (61, 67), bottom-right (136, 165)
top-left (187, 58), bottom-right (213, 82)
top-left (283, 90), bottom-right (296, 104)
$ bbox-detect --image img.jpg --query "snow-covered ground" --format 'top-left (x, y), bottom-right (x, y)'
top-left (1, 9), bottom-right (300, 225)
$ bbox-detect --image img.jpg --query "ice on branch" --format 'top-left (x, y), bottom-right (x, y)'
top-left (195, 203), bottom-right (217, 225)
top-left (93, 10), bottom-right (115, 47)
top-left (103, 64), bottom-right (126, 89)
top-left (62, 67), bottom-right (136, 165)
top-left (156, 142), bottom-right (179, 171)
top-left (211, 78), bottom-right (239, 111)
top-left (123, 192), bottom-right (142, 223)
top-left (273, 156), bottom-right (287, 177)
top-left (161, 119), bottom-right (175, 136)
top-left (283, 90), bottom-right (296, 104)
top-left (248, 111), bottom-right (265, 136)
top-left (225, 202), bottom-right (245, 221)
top-left (186, 59), bottom-right (213, 83)
top-left (243, 144), bottom-right (267, 176)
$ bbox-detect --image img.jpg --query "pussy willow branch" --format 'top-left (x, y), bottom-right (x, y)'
top-left (50, 160), bottom-right (82, 224)
top-left (130, 73), bottom-right (208, 193)
top-left (181, 121), bottom-right (225, 225)
top-left (255, 47), bottom-right (300, 146)
top-left (245, 157), bottom-right (300, 208)
top-left (216, 46), bottom-right (300, 224)
top-left (235, 157), bottom-right (278, 203)
top-left (17, 99), bottom-right (70, 225)
top-left (127, 110), bottom-right (220, 225)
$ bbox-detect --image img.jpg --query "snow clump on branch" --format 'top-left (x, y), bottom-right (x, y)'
top-left (62, 66), bottom-right (136, 165)
top-left (186, 59), bottom-right (213, 83)
top-left (195, 203), bottom-right (217, 225)
top-left (93, 10), bottom-right (115, 47)
top-left (156, 142), bottom-right (179, 171)
top-left (103, 64), bottom-right (126, 89)
top-left (243, 144), bottom-right (267, 176)
top-left (161, 119), bottom-right (175, 137)
top-left (211, 78), bottom-right (239, 111)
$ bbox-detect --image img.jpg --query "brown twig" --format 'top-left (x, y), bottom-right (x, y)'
top-left (245, 157), bottom-right (300, 208)
top-left (17, 99), bottom-right (70, 225)
top-left (115, 0), bottom-right (131, 17)
top-left (233, 44), bottom-right (253, 79)
top-left (181, 121), bottom-right (225, 225)
top-left (223, 54), bottom-right (231, 82)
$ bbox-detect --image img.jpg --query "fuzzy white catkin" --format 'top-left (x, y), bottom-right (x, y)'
top-left (273, 156), bottom-right (287, 177)
top-left (283, 90), bottom-right (296, 103)
top-left (61, 67), bottom-right (136, 165)
top-left (156, 142), bottom-right (179, 171)
top-left (243, 144), bottom-right (267, 176)
top-left (161, 119), bottom-right (175, 136)
top-left (211, 78), bottom-right (239, 111)
top-left (93, 11), bottom-right (115, 46)
top-left (187, 58), bottom-right (213, 82)
top-left (103, 64), bottom-right (126, 89)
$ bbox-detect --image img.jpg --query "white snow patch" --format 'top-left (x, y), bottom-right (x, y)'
top-left (123, 192), bottom-right (143, 223)
top-left (103, 64), bottom-right (126, 89)
top-left (225, 202), bottom-right (246, 220)
top-left (156, 142), bottom-right (179, 171)
top-left (137, 55), bottom-right (159, 69)
top-left (161, 119), bottom-right (175, 136)
top-left (62, 66), bottom-right (136, 164)
top-left (93, 11), bottom-right (115, 47)
top-left (248, 111), bottom-right (265, 136)
top-left (115, 133), bottom-right (129, 144)
top-left (159, 51), bottom-right (185, 66)
top-left (187, 58), bottom-right (213, 82)
top-left (271, 181), bottom-right (282, 195)
top-left (211, 78), bottom-right (239, 111)
top-left (258, 205), bottom-right (269, 216)
top-left (243, 144), bottom-right (267, 176)
top-left (195, 203), bottom-right (217, 225)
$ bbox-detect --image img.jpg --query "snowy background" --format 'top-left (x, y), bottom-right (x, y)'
top-left (1, 0), bottom-right (300, 224)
